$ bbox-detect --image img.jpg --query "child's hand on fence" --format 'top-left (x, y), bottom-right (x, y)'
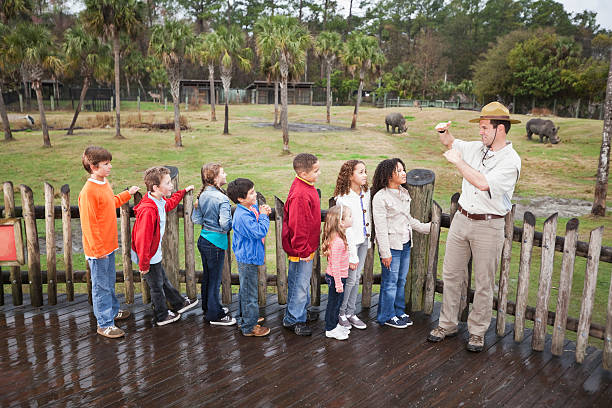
top-left (260, 204), bottom-right (272, 216)
top-left (140, 269), bottom-right (148, 275)
top-left (185, 185), bottom-right (194, 192)
top-left (349, 262), bottom-right (358, 270)
top-left (128, 186), bottom-right (140, 195)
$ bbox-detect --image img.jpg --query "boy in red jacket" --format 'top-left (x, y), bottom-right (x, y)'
top-left (131, 166), bottom-right (198, 326)
top-left (282, 153), bottom-right (321, 336)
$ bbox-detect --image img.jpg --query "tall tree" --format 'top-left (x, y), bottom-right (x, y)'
top-left (5, 23), bottom-right (62, 147)
top-left (343, 32), bottom-right (385, 130)
top-left (196, 31), bottom-right (223, 121)
top-left (0, 22), bottom-right (15, 141)
top-left (63, 25), bottom-right (110, 135)
top-left (149, 20), bottom-right (197, 147)
top-left (216, 24), bottom-right (252, 135)
top-left (83, 0), bottom-right (144, 139)
top-left (314, 31), bottom-right (342, 123)
top-left (255, 15), bottom-right (311, 153)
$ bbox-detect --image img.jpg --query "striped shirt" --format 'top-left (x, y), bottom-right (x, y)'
top-left (325, 235), bottom-right (349, 291)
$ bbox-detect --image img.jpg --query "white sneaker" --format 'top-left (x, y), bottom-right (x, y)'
top-left (336, 323), bottom-right (350, 334)
top-left (210, 314), bottom-right (236, 326)
top-left (326, 326), bottom-right (349, 340)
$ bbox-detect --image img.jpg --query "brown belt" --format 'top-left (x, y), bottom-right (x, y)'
top-left (458, 205), bottom-right (504, 220)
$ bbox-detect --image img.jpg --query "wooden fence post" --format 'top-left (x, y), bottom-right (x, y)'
top-left (405, 169), bottom-right (435, 312)
top-left (20, 184), bottom-right (43, 307)
top-left (120, 200), bottom-right (134, 304)
top-left (362, 244), bottom-right (375, 309)
top-left (86, 261), bottom-right (92, 305)
top-left (532, 213), bottom-right (558, 352)
top-left (514, 212), bottom-right (535, 342)
top-left (133, 192), bottom-right (150, 304)
top-left (3, 182), bottom-right (22, 305)
top-left (44, 182), bottom-right (57, 305)
top-left (552, 218), bottom-right (579, 356)
top-left (604, 271), bottom-right (612, 370)
top-left (576, 226), bottom-right (603, 363)
top-left (424, 200), bottom-right (442, 315)
top-left (496, 205), bottom-right (515, 336)
top-left (311, 189), bottom-right (322, 307)
top-left (257, 193), bottom-right (268, 307)
top-left (274, 196), bottom-right (288, 304)
top-left (184, 189), bottom-right (197, 301)
top-left (162, 166), bottom-right (180, 289)
top-left (61, 185), bottom-right (74, 301)
top-left (222, 233), bottom-right (232, 304)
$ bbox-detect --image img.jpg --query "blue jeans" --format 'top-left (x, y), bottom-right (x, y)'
top-left (325, 275), bottom-right (346, 331)
top-left (88, 251), bottom-right (119, 328)
top-left (197, 236), bottom-right (226, 321)
top-left (237, 262), bottom-right (259, 334)
top-left (283, 259), bottom-right (313, 326)
top-left (377, 242), bottom-right (411, 324)
top-left (143, 262), bottom-right (185, 322)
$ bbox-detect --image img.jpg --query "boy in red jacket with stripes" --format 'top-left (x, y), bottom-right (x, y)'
top-left (131, 166), bottom-right (198, 326)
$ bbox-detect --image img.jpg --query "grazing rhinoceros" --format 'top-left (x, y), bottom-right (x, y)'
top-left (526, 118), bottom-right (560, 144)
top-left (385, 112), bottom-right (407, 134)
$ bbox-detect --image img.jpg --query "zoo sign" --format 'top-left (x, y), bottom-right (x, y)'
top-left (0, 218), bottom-right (25, 266)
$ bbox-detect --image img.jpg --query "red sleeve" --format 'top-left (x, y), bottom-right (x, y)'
top-left (288, 197), bottom-right (314, 258)
top-left (133, 208), bottom-right (157, 271)
top-left (164, 189), bottom-right (186, 212)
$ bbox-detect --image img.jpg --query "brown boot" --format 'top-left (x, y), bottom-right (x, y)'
top-left (243, 324), bottom-right (271, 337)
top-left (427, 326), bottom-right (458, 342)
top-left (467, 334), bottom-right (484, 352)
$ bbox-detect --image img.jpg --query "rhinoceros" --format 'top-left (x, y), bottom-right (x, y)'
top-left (526, 118), bottom-right (560, 144)
top-left (385, 112), bottom-right (407, 134)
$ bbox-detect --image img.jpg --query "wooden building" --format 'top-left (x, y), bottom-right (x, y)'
top-left (246, 81), bottom-right (314, 105)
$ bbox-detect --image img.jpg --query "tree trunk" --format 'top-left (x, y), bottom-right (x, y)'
top-left (112, 29), bottom-right (123, 139)
top-left (208, 63), bottom-right (216, 121)
top-left (326, 60), bottom-right (332, 123)
top-left (592, 47), bottom-right (612, 216)
top-left (280, 74), bottom-right (289, 153)
top-left (274, 80), bottom-right (279, 128)
top-left (221, 63), bottom-right (231, 134)
top-left (0, 84), bottom-right (13, 141)
top-left (34, 81), bottom-right (51, 147)
top-left (351, 75), bottom-right (364, 130)
top-left (125, 73), bottom-right (131, 97)
top-left (67, 76), bottom-right (89, 135)
top-left (170, 74), bottom-right (182, 147)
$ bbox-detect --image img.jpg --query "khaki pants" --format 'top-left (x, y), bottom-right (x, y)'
top-left (439, 212), bottom-right (505, 336)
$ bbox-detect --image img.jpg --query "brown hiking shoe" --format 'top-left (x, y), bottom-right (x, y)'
top-left (467, 334), bottom-right (484, 352)
top-left (97, 326), bottom-right (125, 339)
top-left (243, 325), bottom-right (271, 337)
top-left (114, 310), bottom-right (131, 321)
top-left (427, 326), bottom-right (458, 342)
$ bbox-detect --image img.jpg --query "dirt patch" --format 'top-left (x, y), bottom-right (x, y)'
top-left (253, 122), bottom-right (348, 132)
top-left (513, 195), bottom-right (605, 219)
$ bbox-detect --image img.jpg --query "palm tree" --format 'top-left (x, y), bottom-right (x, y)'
top-left (149, 20), bottom-right (197, 147)
top-left (216, 25), bottom-right (252, 135)
top-left (196, 32), bottom-right (223, 122)
top-left (255, 15), bottom-right (311, 153)
top-left (0, 0), bottom-right (30, 24)
top-left (82, 0), bottom-right (143, 139)
top-left (314, 31), bottom-right (342, 124)
top-left (343, 32), bottom-right (385, 130)
top-left (5, 23), bottom-right (62, 148)
top-left (0, 22), bottom-right (15, 141)
top-left (64, 25), bottom-right (110, 135)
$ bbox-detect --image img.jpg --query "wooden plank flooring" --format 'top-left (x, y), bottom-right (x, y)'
top-left (1, 292), bottom-right (611, 407)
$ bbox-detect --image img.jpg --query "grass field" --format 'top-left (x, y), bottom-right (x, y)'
top-left (1, 102), bottom-right (611, 344)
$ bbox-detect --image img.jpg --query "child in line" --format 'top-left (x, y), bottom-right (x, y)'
top-left (227, 178), bottom-right (271, 337)
top-left (192, 163), bottom-right (235, 326)
top-left (334, 160), bottom-right (371, 330)
top-left (131, 166), bottom-right (199, 326)
top-left (282, 153), bottom-right (321, 336)
top-left (371, 158), bottom-right (430, 329)
top-left (322, 205), bottom-right (353, 340)
top-left (78, 146), bottom-right (139, 339)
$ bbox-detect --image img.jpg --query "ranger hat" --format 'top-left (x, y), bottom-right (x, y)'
top-left (469, 101), bottom-right (520, 124)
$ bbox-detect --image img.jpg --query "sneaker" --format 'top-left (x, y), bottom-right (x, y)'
top-left (294, 322), bottom-right (312, 336)
top-left (306, 310), bottom-right (319, 322)
top-left (210, 314), bottom-right (237, 326)
top-left (243, 325), bottom-right (271, 337)
top-left (336, 323), bottom-right (350, 334)
top-left (222, 306), bottom-right (229, 314)
top-left (156, 311), bottom-right (181, 327)
top-left (97, 325), bottom-right (125, 338)
top-left (384, 316), bottom-right (408, 329)
top-left (177, 297), bottom-right (199, 314)
top-left (398, 314), bottom-right (414, 326)
top-left (338, 315), bottom-right (352, 329)
top-left (467, 334), bottom-right (484, 352)
top-left (347, 314), bottom-right (367, 330)
top-left (114, 310), bottom-right (131, 321)
top-left (427, 326), bottom-right (459, 342)
top-left (325, 326), bottom-right (349, 340)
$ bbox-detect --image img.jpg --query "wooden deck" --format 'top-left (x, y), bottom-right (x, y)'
top-left (1, 293), bottom-right (611, 407)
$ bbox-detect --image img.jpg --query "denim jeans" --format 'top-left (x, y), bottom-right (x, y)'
top-left (197, 236), bottom-right (226, 321)
top-left (377, 242), bottom-right (411, 324)
top-left (143, 262), bottom-right (185, 322)
top-left (283, 259), bottom-right (313, 326)
top-left (237, 262), bottom-right (259, 334)
top-left (339, 241), bottom-right (369, 316)
top-left (325, 275), bottom-right (346, 331)
top-left (88, 251), bottom-right (119, 328)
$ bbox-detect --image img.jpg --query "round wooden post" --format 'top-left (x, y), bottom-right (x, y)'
top-left (3, 182), bottom-right (22, 305)
top-left (496, 205), bottom-right (516, 336)
top-left (424, 200), bottom-right (442, 315)
top-left (120, 199), bottom-right (134, 304)
top-left (162, 166), bottom-right (180, 290)
top-left (44, 182), bottom-right (57, 305)
top-left (274, 196), bottom-right (288, 304)
top-left (404, 169), bottom-right (435, 312)
top-left (514, 212), bottom-right (536, 343)
top-left (60, 184), bottom-right (74, 301)
top-left (20, 184), bottom-right (43, 307)
top-left (184, 189), bottom-right (197, 301)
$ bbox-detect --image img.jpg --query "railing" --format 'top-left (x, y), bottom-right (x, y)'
top-left (1, 175), bottom-right (612, 370)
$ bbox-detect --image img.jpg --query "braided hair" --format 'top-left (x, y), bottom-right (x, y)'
top-left (197, 163), bottom-right (226, 199)
top-left (371, 158), bottom-right (406, 199)
top-left (333, 160), bottom-right (369, 197)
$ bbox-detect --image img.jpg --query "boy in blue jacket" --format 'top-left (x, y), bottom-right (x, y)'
top-left (227, 178), bottom-right (272, 337)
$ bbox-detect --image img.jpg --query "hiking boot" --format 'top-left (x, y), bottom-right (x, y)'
top-left (156, 311), bottom-right (181, 327)
top-left (306, 310), bottom-right (319, 322)
top-left (237, 316), bottom-right (265, 329)
top-left (398, 314), bottom-right (414, 326)
top-left (427, 326), bottom-right (458, 342)
top-left (347, 314), bottom-right (367, 330)
top-left (114, 310), bottom-right (131, 321)
top-left (467, 334), bottom-right (484, 352)
top-left (97, 325), bottom-right (125, 339)
top-left (177, 297), bottom-right (199, 314)
top-left (243, 325), bottom-right (271, 337)
top-left (294, 322), bottom-right (312, 336)
top-left (210, 314), bottom-right (237, 326)
top-left (326, 326), bottom-right (349, 340)
top-left (384, 316), bottom-right (408, 329)
top-left (338, 315), bottom-right (352, 329)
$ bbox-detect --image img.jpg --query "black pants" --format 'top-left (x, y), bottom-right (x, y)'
top-left (143, 262), bottom-right (184, 322)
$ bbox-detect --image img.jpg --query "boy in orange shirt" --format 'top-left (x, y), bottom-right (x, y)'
top-left (78, 146), bottom-right (139, 339)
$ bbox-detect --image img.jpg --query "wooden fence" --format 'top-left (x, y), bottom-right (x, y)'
top-left (1, 177), bottom-right (612, 371)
